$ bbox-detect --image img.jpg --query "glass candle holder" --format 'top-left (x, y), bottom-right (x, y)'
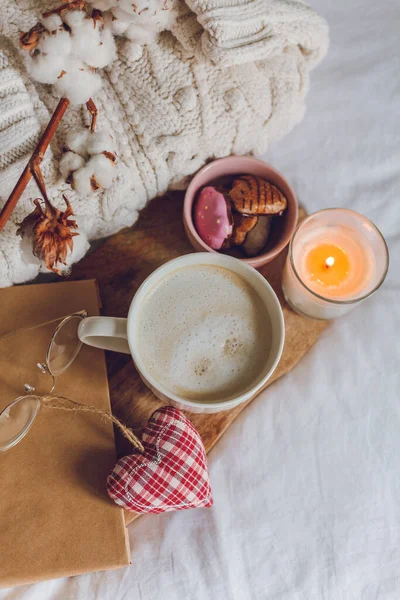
top-left (282, 209), bottom-right (389, 320)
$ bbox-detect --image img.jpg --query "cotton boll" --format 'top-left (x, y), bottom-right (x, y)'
top-left (125, 0), bottom-right (159, 9)
top-left (17, 208), bottom-right (38, 267)
top-left (59, 152), bottom-right (86, 180)
top-left (109, 18), bottom-right (130, 37)
top-left (40, 14), bottom-right (63, 32)
top-left (25, 25), bottom-right (71, 84)
top-left (37, 28), bottom-right (72, 57)
top-left (62, 9), bottom-right (87, 30)
top-left (67, 12), bottom-right (116, 68)
top-left (64, 129), bottom-right (91, 158)
top-left (110, 5), bottom-right (161, 44)
top-left (95, 26), bottom-right (117, 68)
top-left (26, 52), bottom-right (66, 84)
top-left (156, 4), bottom-right (177, 30)
top-left (119, 0), bottom-right (176, 30)
top-left (73, 24), bottom-right (116, 69)
top-left (148, 8), bottom-right (177, 32)
top-left (71, 165), bottom-right (96, 197)
top-left (71, 155), bottom-right (116, 196)
top-left (69, 20), bottom-right (101, 65)
top-left (118, 0), bottom-right (144, 12)
top-left (54, 57), bottom-right (102, 105)
top-left (62, 127), bottom-right (117, 196)
top-left (86, 130), bottom-right (116, 155)
top-left (86, 154), bottom-right (115, 188)
top-left (111, 0), bottom-right (177, 44)
top-left (119, 0), bottom-right (169, 17)
top-left (20, 231), bottom-right (41, 267)
top-left (111, 7), bottom-right (137, 24)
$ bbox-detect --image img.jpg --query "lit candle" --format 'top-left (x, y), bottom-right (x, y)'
top-left (282, 209), bottom-right (389, 319)
top-left (306, 244), bottom-right (350, 289)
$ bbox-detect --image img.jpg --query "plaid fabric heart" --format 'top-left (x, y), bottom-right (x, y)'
top-left (107, 406), bottom-right (213, 514)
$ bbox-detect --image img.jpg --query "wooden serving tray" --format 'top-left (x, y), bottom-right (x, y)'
top-left (71, 193), bottom-right (328, 525)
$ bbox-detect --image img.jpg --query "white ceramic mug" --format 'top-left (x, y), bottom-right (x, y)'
top-left (78, 253), bottom-right (285, 413)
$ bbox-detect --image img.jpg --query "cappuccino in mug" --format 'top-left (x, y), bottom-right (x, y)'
top-left (78, 253), bottom-right (284, 413)
top-left (136, 264), bottom-right (272, 402)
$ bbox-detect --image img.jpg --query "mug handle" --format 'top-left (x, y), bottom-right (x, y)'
top-left (78, 317), bottom-right (131, 354)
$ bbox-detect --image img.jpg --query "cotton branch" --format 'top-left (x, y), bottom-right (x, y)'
top-left (0, 98), bottom-right (70, 232)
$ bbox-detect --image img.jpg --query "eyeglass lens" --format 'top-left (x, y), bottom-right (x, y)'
top-left (0, 396), bottom-right (40, 452)
top-left (47, 315), bottom-right (84, 376)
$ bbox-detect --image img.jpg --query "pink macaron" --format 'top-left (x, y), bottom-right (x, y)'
top-left (193, 186), bottom-right (233, 250)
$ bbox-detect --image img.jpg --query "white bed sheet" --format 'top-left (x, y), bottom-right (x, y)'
top-left (1, 0), bottom-right (399, 598)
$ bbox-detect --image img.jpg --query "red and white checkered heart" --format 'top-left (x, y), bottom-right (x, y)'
top-left (107, 406), bottom-right (213, 514)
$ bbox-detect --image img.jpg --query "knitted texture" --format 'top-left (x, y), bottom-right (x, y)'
top-left (0, 0), bottom-right (328, 286)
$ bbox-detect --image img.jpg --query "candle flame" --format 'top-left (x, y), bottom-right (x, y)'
top-left (325, 256), bottom-right (335, 268)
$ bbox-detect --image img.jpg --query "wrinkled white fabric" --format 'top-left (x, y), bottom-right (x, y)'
top-left (0, 0), bottom-right (328, 286)
top-left (1, 0), bottom-right (399, 598)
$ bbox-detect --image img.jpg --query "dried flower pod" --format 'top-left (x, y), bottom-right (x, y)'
top-left (228, 213), bottom-right (258, 247)
top-left (229, 175), bottom-right (287, 216)
top-left (17, 196), bottom-right (79, 275)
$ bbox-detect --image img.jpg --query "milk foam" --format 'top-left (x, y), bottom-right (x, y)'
top-left (136, 265), bottom-right (272, 402)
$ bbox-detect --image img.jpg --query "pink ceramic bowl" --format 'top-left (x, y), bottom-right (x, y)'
top-left (183, 156), bottom-right (298, 268)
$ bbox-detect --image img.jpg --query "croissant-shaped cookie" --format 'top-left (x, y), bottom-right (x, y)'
top-left (227, 213), bottom-right (258, 246)
top-left (229, 175), bottom-right (287, 216)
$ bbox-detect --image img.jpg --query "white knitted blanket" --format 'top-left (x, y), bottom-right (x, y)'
top-left (0, 0), bottom-right (328, 286)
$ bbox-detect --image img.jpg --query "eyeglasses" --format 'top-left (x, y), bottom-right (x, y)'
top-left (0, 311), bottom-right (87, 452)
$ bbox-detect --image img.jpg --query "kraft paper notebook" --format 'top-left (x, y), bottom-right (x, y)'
top-left (0, 280), bottom-right (130, 588)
